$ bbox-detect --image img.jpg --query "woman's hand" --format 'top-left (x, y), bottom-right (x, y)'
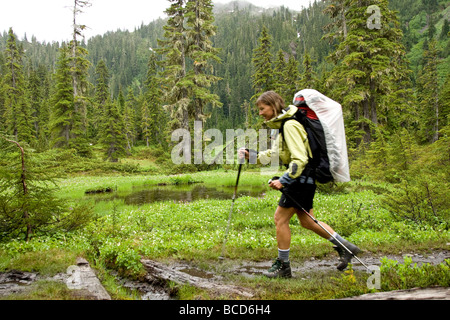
top-left (269, 179), bottom-right (284, 190)
top-left (238, 148), bottom-right (249, 160)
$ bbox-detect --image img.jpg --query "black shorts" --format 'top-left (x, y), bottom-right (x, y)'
top-left (278, 179), bottom-right (316, 212)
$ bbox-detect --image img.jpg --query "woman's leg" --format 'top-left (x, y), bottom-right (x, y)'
top-left (296, 209), bottom-right (361, 271)
top-left (295, 209), bottom-right (335, 239)
top-left (274, 206), bottom-right (296, 249)
top-left (266, 206), bottom-right (296, 278)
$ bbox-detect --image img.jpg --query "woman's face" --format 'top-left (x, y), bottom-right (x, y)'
top-left (258, 103), bottom-right (275, 121)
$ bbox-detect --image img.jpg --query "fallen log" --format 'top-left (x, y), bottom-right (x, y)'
top-left (340, 286), bottom-right (450, 300)
top-left (141, 259), bottom-right (254, 298)
top-left (66, 257), bottom-right (111, 300)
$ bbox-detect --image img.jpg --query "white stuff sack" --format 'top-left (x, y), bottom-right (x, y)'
top-left (293, 89), bottom-right (351, 183)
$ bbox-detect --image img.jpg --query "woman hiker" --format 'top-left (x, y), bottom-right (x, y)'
top-left (239, 91), bottom-right (360, 279)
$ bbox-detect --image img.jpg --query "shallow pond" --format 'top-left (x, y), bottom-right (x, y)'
top-left (84, 183), bottom-right (268, 205)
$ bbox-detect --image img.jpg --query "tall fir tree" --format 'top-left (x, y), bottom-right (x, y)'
top-left (49, 46), bottom-right (74, 149)
top-left (273, 50), bottom-right (301, 103)
top-left (440, 19), bottom-right (449, 40)
top-left (143, 53), bottom-right (165, 146)
top-left (324, 0), bottom-right (411, 144)
top-left (2, 28), bottom-right (33, 144)
top-left (441, 73), bottom-right (450, 129)
top-left (69, 0), bottom-right (92, 155)
top-left (120, 88), bottom-right (135, 151)
top-left (273, 50), bottom-right (288, 100)
top-left (99, 98), bottom-right (127, 162)
top-left (284, 55), bottom-right (301, 99)
top-left (27, 64), bottom-right (51, 150)
top-left (185, 0), bottom-right (222, 122)
top-left (0, 52), bottom-right (5, 131)
top-left (157, 0), bottom-right (189, 130)
top-left (417, 39), bottom-right (441, 143)
top-left (27, 67), bottom-right (41, 142)
top-left (323, 0), bottom-right (349, 44)
top-left (251, 26), bottom-right (274, 102)
top-left (140, 99), bottom-right (151, 147)
top-left (125, 87), bottom-right (139, 143)
top-left (92, 59), bottom-right (110, 139)
top-left (298, 51), bottom-right (318, 91)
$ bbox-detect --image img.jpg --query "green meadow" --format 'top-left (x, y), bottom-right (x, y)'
top-left (1, 169), bottom-right (448, 300)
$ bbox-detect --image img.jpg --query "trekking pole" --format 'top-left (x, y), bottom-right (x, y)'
top-left (219, 162), bottom-right (243, 260)
top-left (268, 177), bottom-right (372, 273)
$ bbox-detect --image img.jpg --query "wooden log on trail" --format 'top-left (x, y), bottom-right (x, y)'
top-left (68, 257), bottom-right (111, 300)
top-left (141, 259), bottom-right (254, 298)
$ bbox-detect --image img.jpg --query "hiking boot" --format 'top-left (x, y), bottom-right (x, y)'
top-left (334, 241), bottom-right (361, 271)
top-left (333, 245), bottom-right (345, 259)
top-left (265, 258), bottom-right (292, 278)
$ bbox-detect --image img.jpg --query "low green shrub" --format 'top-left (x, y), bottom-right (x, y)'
top-left (380, 256), bottom-right (450, 290)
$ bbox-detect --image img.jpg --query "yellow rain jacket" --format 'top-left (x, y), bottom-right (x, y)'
top-left (257, 105), bottom-right (313, 186)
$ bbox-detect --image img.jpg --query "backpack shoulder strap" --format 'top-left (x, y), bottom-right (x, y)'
top-left (279, 114), bottom-right (316, 179)
top-left (280, 108), bottom-right (307, 139)
top-left (280, 117), bottom-right (297, 138)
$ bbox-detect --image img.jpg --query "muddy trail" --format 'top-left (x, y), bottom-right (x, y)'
top-left (1, 250), bottom-right (449, 300)
top-left (226, 250), bottom-right (450, 276)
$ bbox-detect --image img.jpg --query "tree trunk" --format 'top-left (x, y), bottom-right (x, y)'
top-left (432, 95), bottom-right (439, 142)
top-left (362, 100), bottom-right (371, 143)
top-left (1, 136), bottom-right (32, 241)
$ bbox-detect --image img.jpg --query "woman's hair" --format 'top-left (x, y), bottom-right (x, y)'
top-left (256, 91), bottom-right (285, 118)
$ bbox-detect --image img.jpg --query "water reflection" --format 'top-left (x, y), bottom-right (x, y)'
top-left (85, 183), bottom-right (267, 205)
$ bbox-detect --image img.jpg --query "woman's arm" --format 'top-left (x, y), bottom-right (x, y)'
top-left (278, 120), bottom-right (310, 186)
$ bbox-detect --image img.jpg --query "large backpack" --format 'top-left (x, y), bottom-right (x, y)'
top-left (281, 89), bottom-right (351, 183)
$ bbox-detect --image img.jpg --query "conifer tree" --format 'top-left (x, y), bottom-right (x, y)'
top-left (125, 87), bottom-right (139, 143)
top-left (92, 59), bottom-right (110, 139)
top-left (251, 26), bottom-right (274, 101)
top-left (440, 73), bottom-right (450, 129)
top-left (273, 50), bottom-right (300, 103)
top-left (185, 0), bottom-right (222, 122)
top-left (417, 39), bottom-right (441, 143)
top-left (69, 0), bottom-right (92, 155)
top-left (27, 68), bottom-right (42, 142)
top-left (440, 19), bottom-right (449, 40)
top-left (120, 88), bottom-right (134, 151)
top-left (143, 53), bottom-right (164, 146)
top-left (117, 87), bottom-right (125, 112)
top-left (422, 0), bottom-right (439, 39)
top-left (324, 0), bottom-right (410, 143)
top-left (99, 98), bottom-right (127, 162)
top-left (323, 0), bottom-right (349, 43)
top-left (0, 134), bottom-right (93, 241)
top-left (284, 55), bottom-right (300, 99)
top-left (157, 0), bottom-right (189, 130)
top-left (49, 46), bottom-right (74, 149)
top-left (0, 52), bottom-right (5, 131)
top-left (27, 64), bottom-right (51, 150)
top-left (141, 99), bottom-right (151, 147)
top-left (157, 0), bottom-right (221, 130)
top-left (2, 28), bottom-right (33, 144)
top-left (298, 51), bottom-right (318, 90)
top-left (273, 50), bottom-right (288, 99)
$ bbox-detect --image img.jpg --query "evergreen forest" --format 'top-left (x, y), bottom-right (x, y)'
top-left (0, 0), bottom-right (449, 301)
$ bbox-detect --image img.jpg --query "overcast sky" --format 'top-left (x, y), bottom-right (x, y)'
top-left (0, 0), bottom-right (312, 43)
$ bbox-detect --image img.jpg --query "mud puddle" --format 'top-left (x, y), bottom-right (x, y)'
top-left (116, 264), bottom-right (216, 300)
top-left (0, 270), bottom-right (40, 297)
top-left (119, 277), bottom-right (173, 300)
top-left (213, 250), bottom-right (450, 279)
